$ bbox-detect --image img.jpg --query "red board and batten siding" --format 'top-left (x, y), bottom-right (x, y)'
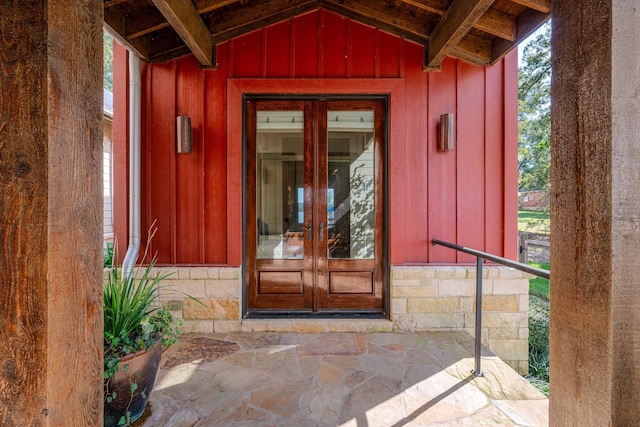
top-left (113, 9), bottom-right (518, 266)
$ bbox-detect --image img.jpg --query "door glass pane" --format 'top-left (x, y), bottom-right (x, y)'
top-left (327, 110), bottom-right (375, 259)
top-left (256, 110), bottom-right (305, 259)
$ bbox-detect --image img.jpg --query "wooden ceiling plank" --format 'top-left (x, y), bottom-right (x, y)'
top-left (126, 8), bottom-right (170, 39)
top-left (104, 7), bottom-right (150, 60)
top-left (151, 0), bottom-right (214, 66)
top-left (426, 0), bottom-right (496, 69)
top-left (104, 0), bottom-right (131, 7)
top-left (476, 8), bottom-right (516, 41)
top-left (195, 0), bottom-right (239, 14)
top-left (399, 0), bottom-right (449, 15)
top-left (509, 0), bottom-right (550, 14)
top-left (490, 8), bottom-right (550, 64)
top-left (450, 32), bottom-right (492, 64)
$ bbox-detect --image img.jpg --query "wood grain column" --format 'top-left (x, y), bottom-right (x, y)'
top-left (550, 1), bottom-right (640, 425)
top-left (0, 1), bottom-right (103, 425)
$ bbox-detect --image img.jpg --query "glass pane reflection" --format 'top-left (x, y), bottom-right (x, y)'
top-left (327, 110), bottom-right (375, 259)
top-left (256, 110), bottom-right (304, 259)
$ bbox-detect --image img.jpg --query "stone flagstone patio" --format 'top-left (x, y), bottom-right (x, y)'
top-left (136, 331), bottom-right (548, 426)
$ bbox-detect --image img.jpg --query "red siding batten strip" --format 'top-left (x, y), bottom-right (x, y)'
top-left (199, 68), bottom-right (206, 263)
top-left (374, 29), bottom-right (380, 78)
top-left (203, 42), bottom-right (229, 264)
top-left (401, 40), bottom-right (429, 263)
top-left (144, 63), bottom-right (152, 261)
top-left (427, 58), bottom-right (458, 263)
top-left (503, 52), bottom-right (519, 259)
top-left (170, 61), bottom-right (178, 264)
top-left (456, 62), bottom-right (486, 263)
top-left (226, 81), bottom-right (244, 265)
top-left (485, 61), bottom-right (505, 256)
top-left (112, 43), bottom-right (129, 258)
top-left (146, 63), bottom-right (175, 264)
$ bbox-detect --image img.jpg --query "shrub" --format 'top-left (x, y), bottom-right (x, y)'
top-left (527, 295), bottom-right (549, 396)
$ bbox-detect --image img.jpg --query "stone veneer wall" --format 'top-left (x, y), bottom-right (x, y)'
top-left (147, 265), bottom-right (530, 374)
top-left (391, 266), bottom-right (530, 374)
top-left (148, 267), bottom-right (242, 334)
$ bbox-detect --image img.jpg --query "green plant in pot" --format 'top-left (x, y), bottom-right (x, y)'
top-left (104, 227), bottom-right (181, 427)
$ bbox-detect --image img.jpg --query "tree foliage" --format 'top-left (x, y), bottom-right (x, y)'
top-left (104, 32), bottom-right (114, 91)
top-left (518, 23), bottom-right (551, 192)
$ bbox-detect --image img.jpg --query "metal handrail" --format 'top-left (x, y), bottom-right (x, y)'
top-left (431, 238), bottom-right (550, 376)
top-left (432, 239), bottom-right (549, 279)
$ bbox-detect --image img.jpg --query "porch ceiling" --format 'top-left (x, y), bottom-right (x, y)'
top-left (103, 0), bottom-right (550, 69)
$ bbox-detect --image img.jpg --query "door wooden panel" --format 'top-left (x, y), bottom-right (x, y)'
top-left (258, 271), bottom-right (304, 294)
top-left (329, 272), bottom-right (374, 294)
top-left (246, 99), bottom-right (385, 314)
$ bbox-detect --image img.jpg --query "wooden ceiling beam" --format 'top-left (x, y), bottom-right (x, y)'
top-left (403, 0), bottom-right (516, 41)
top-left (426, 0), bottom-right (496, 70)
top-left (104, 6), bottom-right (150, 61)
top-left (490, 8), bottom-right (550, 64)
top-left (151, 0), bottom-right (214, 66)
top-left (321, 0), bottom-right (432, 45)
top-left (509, 0), bottom-right (550, 14)
top-left (126, 0), bottom-right (238, 39)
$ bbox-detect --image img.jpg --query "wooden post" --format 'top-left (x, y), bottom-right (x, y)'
top-left (518, 233), bottom-right (527, 264)
top-left (551, 1), bottom-right (640, 425)
top-left (0, 1), bottom-right (103, 425)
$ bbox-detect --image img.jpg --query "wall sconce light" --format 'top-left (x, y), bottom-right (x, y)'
top-left (176, 116), bottom-right (192, 154)
top-left (438, 113), bottom-right (455, 152)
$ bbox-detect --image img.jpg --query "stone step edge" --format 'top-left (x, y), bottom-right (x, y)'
top-left (238, 318), bottom-right (394, 333)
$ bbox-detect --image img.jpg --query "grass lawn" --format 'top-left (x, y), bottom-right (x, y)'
top-left (518, 210), bottom-right (550, 234)
top-left (529, 262), bottom-right (550, 300)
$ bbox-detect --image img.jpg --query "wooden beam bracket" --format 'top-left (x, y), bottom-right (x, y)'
top-left (151, 0), bottom-right (214, 66)
top-left (425, 0), bottom-right (495, 70)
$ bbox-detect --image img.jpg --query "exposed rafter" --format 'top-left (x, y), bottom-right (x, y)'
top-left (151, 0), bottom-right (215, 66)
top-left (426, 0), bottom-right (496, 70)
top-left (404, 0), bottom-right (516, 42)
top-left (490, 8), bottom-right (550, 64)
top-left (125, 0), bottom-right (247, 40)
top-left (321, 0), bottom-right (433, 45)
top-left (104, 6), bottom-right (150, 61)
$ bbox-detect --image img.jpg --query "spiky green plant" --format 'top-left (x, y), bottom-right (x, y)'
top-left (103, 225), bottom-right (179, 380)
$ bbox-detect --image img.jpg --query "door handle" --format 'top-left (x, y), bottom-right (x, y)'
top-left (305, 221), bottom-right (313, 242)
top-left (319, 221), bottom-right (324, 242)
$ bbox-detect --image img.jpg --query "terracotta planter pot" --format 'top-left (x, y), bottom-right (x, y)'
top-left (104, 339), bottom-right (163, 427)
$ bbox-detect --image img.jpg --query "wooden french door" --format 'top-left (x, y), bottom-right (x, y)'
top-left (246, 99), bottom-right (385, 314)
